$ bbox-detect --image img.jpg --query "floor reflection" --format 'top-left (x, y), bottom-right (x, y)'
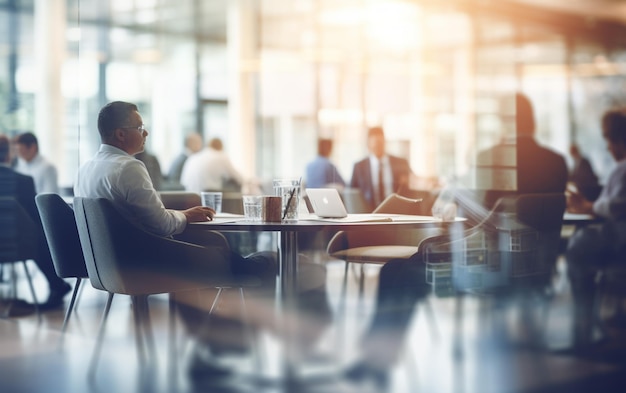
top-left (1, 255), bottom-right (626, 393)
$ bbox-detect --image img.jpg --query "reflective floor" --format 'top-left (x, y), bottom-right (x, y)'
top-left (1, 255), bottom-right (626, 393)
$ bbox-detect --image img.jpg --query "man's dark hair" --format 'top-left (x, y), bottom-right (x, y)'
top-left (16, 132), bottom-right (38, 147)
top-left (98, 101), bottom-right (139, 140)
top-left (318, 139), bottom-right (333, 157)
top-left (0, 135), bottom-right (9, 162)
top-left (367, 126), bottom-right (385, 139)
top-left (602, 109), bottom-right (626, 146)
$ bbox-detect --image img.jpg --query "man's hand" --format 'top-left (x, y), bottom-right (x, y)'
top-left (566, 189), bottom-right (594, 214)
top-left (183, 206), bottom-right (215, 222)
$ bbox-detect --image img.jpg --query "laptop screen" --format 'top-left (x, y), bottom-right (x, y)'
top-left (305, 188), bottom-right (348, 218)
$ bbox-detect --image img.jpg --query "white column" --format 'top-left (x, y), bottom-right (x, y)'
top-left (34, 0), bottom-right (66, 182)
top-left (227, 0), bottom-right (257, 179)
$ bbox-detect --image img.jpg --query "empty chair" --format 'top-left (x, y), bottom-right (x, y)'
top-left (422, 193), bottom-right (566, 349)
top-left (328, 193), bottom-right (443, 297)
top-left (35, 193), bottom-right (88, 341)
top-left (0, 196), bottom-right (41, 319)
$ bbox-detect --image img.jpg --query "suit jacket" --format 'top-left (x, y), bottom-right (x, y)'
top-left (350, 155), bottom-right (411, 211)
top-left (0, 166), bottom-right (40, 224)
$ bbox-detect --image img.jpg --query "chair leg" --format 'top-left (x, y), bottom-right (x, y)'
top-left (21, 261), bottom-right (40, 322)
top-left (239, 288), bottom-right (263, 371)
top-left (168, 293), bottom-right (178, 386)
top-left (453, 294), bottom-right (464, 361)
top-left (131, 296), bottom-right (145, 365)
top-left (88, 292), bottom-right (114, 382)
top-left (334, 262), bottom-right (350, 359)
top-left (59, 278), bottom-right (83, 347)
top-left (423, 298), bottom-right (440, 342)
top-left (209, 287), bottom-right (224, 314)
top-left (10, 264), bottom-right (17, 298)
top-left (131, 295), bottom-right (152, 369)
top-left (140, 296), bottom-right (157, 369)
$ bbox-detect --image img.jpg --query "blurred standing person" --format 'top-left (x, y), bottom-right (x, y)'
top-left (135, 149), bottom-right (164, 191)
top-left (471, 93), bottom-right (568, 213)
top-left (180, 137), bottom-right (243, 193)
top-left (305, 138), bottom-right (345, 189)
top-left (569, 143), bottom-right (602, 201)
top-left (14, 132), bottom-right (59, 194)
top-left (168, 132), bottom-right (203, 184)
top-left (350, 126), bottom-right (411, 211)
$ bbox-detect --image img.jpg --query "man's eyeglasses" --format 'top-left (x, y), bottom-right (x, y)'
top-left (120, 125), bottom-right (147, 133)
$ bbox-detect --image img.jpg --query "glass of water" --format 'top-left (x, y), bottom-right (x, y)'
top-left (242, 195), bottom-right (262, 222)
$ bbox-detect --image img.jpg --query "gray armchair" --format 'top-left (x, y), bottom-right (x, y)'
top-left (73, 197), bottom-right (243, 380)
top-left (35, 193), bottom-right (88, 340)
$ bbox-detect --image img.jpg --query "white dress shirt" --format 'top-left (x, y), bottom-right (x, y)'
top-left (15, 154), bottom-right (59, 194)
top-left (180, 147), bottom-right (243, 193)
top-left (369, 154), bottom-right (392, 203)
top-left (593, 159), bottom-right (626, 219)
top-left (74, 144), bottom-right (186, 237)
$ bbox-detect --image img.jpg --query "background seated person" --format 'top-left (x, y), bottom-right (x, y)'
top-left (566, 108), bottom-right (626, 350)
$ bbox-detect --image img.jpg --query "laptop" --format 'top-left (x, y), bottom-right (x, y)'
top-left (306, 188), bottom-right (348, 218)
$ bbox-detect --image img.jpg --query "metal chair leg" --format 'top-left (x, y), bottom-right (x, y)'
top-left (59, 278), bottom-right (83, 347)
top-left (88, 292), bottom-right (114, 382)
top-left (21, 261), bottom-right (40, 322)
top-left (423, 298), bottom-right (441, 342)
top-left (131, 296), bottom-right (156, 366)
top-left (239, 288), bottom-right (263, 371)
top-left (168, 293), bottom-right (178, 387)
top-left (209, 287), bottom-right (224, 314)
top-left (140, 296), bottom-right (157, 369)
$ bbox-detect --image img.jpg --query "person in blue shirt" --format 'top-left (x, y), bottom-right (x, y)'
top-left (305, 138), bottom-right (345, 188)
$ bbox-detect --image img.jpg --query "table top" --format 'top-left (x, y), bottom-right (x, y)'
top-left (563, 212), bottom-right (602, 225)
top-left (188, 213), bottom-right (466, 232)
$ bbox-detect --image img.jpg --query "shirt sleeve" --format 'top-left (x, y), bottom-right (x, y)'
top-left (593, 163), bottom-right (626, 220)
top-left (120, 160), bottom-right (187, 236)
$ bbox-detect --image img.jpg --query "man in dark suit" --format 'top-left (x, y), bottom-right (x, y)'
top-left (350, 126), bottom-right (412, 211)
top-left (0, 135), bottom-right (71, 312)
top-left (462, 93), bottom-right (568, 222)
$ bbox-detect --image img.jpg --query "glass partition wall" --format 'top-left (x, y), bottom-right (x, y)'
top-left (1, 0), bottom-right (625, 192)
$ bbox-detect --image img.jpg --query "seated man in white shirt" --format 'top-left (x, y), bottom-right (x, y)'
top-left (74, 101), bottom-right (330, 382)
top-left (180, 137), bottom-right (243, 193)
top-left (15, 132), bottom-right (59, 194)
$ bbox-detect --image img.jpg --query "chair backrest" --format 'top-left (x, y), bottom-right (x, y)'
top-left (0, 196), bottom-right (38, 262)
top-left (423, 192), bottom-right (566, 292)
top-left (35, 193), bottom-right (88, 279)
top-left (158, 191), bottom-right (201, 210)
top-left (373, 193), bottom-right (423, 215)
top-left (399, 189), bottom-right (438, 216)
top-left (74, 197), bottom-right (231, 295)
top-left (327, 193), bottom-right (440, 253)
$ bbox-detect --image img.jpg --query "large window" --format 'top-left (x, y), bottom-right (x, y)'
top-left (1, 0), bottom-right (625, 190)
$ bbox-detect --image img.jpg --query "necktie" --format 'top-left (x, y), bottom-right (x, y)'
top-left (377, 160), bottom-right (385, 206)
